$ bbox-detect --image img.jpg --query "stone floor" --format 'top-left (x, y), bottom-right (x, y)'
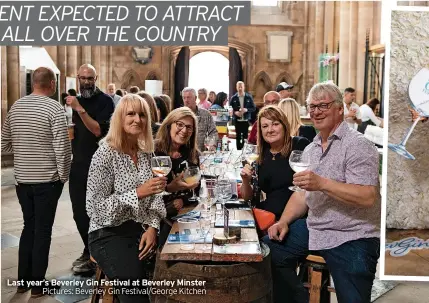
top-left (2, 166), bottom-right (429, 302)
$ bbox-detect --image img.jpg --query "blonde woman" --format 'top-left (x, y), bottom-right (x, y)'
top-left (240, 106), bottom-right (310, 219)
top-left (86, 94), bottom-right (167, 303)
top-left (279, 98), bottom-right (317, 142)
top-left (155, 107), bottom-right (200, 245)
top-left (137, 91), bottom-right (160, 137)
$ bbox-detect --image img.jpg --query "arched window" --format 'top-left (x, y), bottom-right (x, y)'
top-left (188, 52), bottom-right (229, 99)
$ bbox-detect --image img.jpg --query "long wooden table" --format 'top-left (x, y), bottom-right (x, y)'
top-left (160, 203), bottom-right (264, 263)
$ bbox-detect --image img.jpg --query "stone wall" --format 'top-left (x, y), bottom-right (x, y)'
top-left (387, 11), bottom-right (429, 229)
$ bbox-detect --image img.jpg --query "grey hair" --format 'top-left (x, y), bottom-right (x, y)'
top-left (306, 82), bottom-right (343, 106)
top-left (198, 88), bottom-right (208, 94)
top-left (182, 87), bottom-right (197, 97)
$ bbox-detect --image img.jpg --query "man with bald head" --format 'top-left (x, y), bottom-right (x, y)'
top-left (2, 67), bottom-right (71, 297)
top-left (65, 64), bottom-right (114, 274)
top-left (106, 83), bottom-right (121, 107)
top-left (247, 91), bottom-right (281, 145)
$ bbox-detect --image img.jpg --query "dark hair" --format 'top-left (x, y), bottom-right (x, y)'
top-left (116, 89), bottom-right (123, 97)
top-left (68, 88), bottom-right (77, 96)
top-left (61, 93), bottom-right (68, 106)
top-left (366, 98), bottom-right (380, 111)
top-left (129, 86), bottom-right (140, 94)
top-left (154, 96), bottom-right (169, 122)
top-left (344, 87), bottom-right (355, 94)
top-left (213, 92), bottom-right (227, 107)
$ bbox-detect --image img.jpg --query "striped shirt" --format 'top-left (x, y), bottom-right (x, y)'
top-left (1, 94), bottom-right (72, 184)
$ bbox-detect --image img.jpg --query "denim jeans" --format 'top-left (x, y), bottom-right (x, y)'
top-left (15, 180), bottom-right (64, 283)
top-left (262, 219), bottom-right (380, 303)
top-left (88, 220), bottom-right (151, 303)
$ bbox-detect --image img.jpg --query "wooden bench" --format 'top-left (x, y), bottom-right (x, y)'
top-left (302, 255), bottom-right (336, 303)
top-left (90, 256), bottom-right (114, 303)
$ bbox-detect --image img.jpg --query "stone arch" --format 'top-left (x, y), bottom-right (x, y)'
top-left (121, 69), bottom-right (144, 90)
top-left (253, 71), bottom-right (273, 106)
top-left (275, 71), bottom-right (295, 88)
top-left (146, 70), bottom-right (161, 81)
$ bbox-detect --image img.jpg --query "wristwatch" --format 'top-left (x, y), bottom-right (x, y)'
top-left (77, 108), bottom-right (86, 115)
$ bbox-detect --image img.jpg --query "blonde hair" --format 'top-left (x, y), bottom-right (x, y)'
top-left (257, 106), bottom-right (292, 164)
top-left (137, 91), bottom-right (158, 123)
top-left (278, 98), bottom-right (303, 136)
top-left (155, 107), bottom-right (199, 164)
top-left (103, 94), bottom-right (153, 153)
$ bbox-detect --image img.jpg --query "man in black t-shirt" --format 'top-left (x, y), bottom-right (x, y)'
top-left (65, 64), bottom-right (114, 274)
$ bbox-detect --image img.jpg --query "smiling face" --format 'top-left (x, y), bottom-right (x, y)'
top-left (123, 103), bottom-right (146, 137)
top-left (260, 117), bottom-right (284, 146)
top-left (170, 116), bottom-right (194, 147)
top-left (309, 97), bottom-right (343, 133)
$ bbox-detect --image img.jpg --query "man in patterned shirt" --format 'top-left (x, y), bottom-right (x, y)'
top-left (182, 87), bottom-right (217, 151)
top-left (263, 82), bottom-right (380, 303)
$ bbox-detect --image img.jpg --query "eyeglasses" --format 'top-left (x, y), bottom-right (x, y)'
top-left (307, 101), bottom-right (335, 113)
top-left (78, 76), bottom-right (96, 83)
top-left (174, 121), bottom-right (194, 132)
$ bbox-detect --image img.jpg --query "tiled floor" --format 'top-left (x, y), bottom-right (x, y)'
top-left (385, 229), bottom-right (429, 277)
top-left (2, 166), bottom-right (429, 302)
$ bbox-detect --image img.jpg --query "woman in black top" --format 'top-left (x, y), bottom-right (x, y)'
top-left (279, 98), bottom-right (317, 142)
top-left (240, 106), bottom-right (310, 219)
top-left (154, 107), bottom-right (200, 245)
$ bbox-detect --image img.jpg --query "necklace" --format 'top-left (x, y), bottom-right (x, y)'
top-left (269, 150), bottom-right (280, 160)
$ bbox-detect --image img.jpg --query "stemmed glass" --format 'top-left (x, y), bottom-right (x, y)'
top-left (151, 156), bottom-right (172, 196)
top-left (242, 143), bottom-right (258, 166)
top-left (199, 216), bottom-right (211, 251)
top-left (389, 68), bottom-right (429, 160)
top-left (204, 135), bottom-right (217, 153)
top-left (183, 167), bottom-right (201, 201)
top-left (289, 150), bottom-right (310, 192)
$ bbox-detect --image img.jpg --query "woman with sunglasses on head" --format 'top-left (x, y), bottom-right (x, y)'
top-left (86, 94), bottom-right (167, 303)
top-left (154, 107), bottom-right (201, 245)
top-left (240, 106), bottom-right (310, 223)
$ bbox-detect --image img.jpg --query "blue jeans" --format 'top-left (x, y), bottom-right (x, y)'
top-left (262, 219), bottom-right (380, 303)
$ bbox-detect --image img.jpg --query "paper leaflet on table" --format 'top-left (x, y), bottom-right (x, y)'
top-left (214, 219), bottom-right (255, 228)
top-left (167, 233), bottom-right (213, 244)
top-left (171, 210), bottom-right (201, 221)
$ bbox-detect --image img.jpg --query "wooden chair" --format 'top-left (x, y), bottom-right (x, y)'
top-left (302, 255), bottom-right (336, 303)
top-left (90, 256), bottom-right (114, 303)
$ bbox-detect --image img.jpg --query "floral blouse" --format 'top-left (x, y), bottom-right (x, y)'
top-left (86, 142), bottom-right (166, 233)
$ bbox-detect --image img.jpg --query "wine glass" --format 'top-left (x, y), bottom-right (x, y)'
top-left (183, 167), bottom-right (201, 201)
top-left (151, 156), bottom-right (172, 196)
top-left (199, 216), bottom-right (211, 251)
top-left (242, 143), bottom-right (258, 166)
top-left (204, 135), bottom-right (217, 153)
top-left (388, 68), bottom-right (429, 160)
top-left (289, 150), bottom-right (310, 192)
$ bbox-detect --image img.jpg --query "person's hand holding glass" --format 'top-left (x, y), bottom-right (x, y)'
top-left (151, 156), bottom-right (172, 196)
top-left (289, 150), bottom-right (311, 192)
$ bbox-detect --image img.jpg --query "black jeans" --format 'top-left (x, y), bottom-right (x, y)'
top-left (235, 120), bottom-right (250, 150)
top-left (88, 221), bottom-right (150, 303)
top-left (15, 180), bottom-right (64, 282)
top-left (69, 162), bottom-right (90, 255)
top-left (262, 219), bottom-right (380, 303)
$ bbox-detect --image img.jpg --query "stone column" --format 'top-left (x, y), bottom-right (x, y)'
top-left (44, 46), bottom-right (57, 63)
top-left (81, 46), bottom-right (91, 64)
top-left (100, 46), bottom-right (108, 91)
top-left (91, 46), bottom-right (101, 90)
top-left (356, 2), bottom-right (374, 105)
top-left (57, 46), bottom-right (67, 93)
top-left (67, 46), bottom-right (77, 77)
top-left (314, 1), bottom-right (325, 83)
top-left (324, 1), bottom-right (335, 53)
top-left (1, 46), bottom-right (8, 125)
top-left (303, 2), bottom-right (316, 102)
top-left (372, 1), bottom-right (382, 45)
top-left (338, 1), bottom-right (350, 90)
top-left (334, 1), bottom-right (341, 50)
top-left (348, 1), bottom-right (359, 90)
top-left (107, 46), bottom-right (113, 84)
top-left (76, 46), bottom-right (82, 69)
top-left (6, 46), bottom-right (20, 107)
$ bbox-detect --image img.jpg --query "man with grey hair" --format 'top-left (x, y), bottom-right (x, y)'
top-left (263, 82), bottom-right (380, 303)
top-left (247, 91), bottom-right (281, 145)
top-left (65, 64), bottom-right (114, 274)
top-left (106, 83), bottom-right (121, 107)
top-left (182, 87), bottom-right (217, 151)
